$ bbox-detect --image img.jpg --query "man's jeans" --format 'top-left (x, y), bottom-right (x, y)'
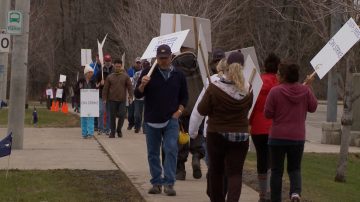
top-left (134, 99), bottom-right (144, 130)
top-left (98, 98), bottom-right (110, 133)
top-left (81, 117), bottom-right (94, 137)
top-left (109, 101), bottom-right (126, 135)
top-left (144, 118), bottom-right (179, 185)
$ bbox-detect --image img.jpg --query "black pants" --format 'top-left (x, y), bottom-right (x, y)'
top-left (177, 116), bottom-right (205, 171)
top-left (109, 101), bottom-right (126, 135)
top-left (251, 134), bottom-right (270, 174)
top-left (127, 102), bottom-right (135, 128)
top-left (269, 144), bottom-right (304, 202)
top-left (207, 132), bottom-right (249, 202)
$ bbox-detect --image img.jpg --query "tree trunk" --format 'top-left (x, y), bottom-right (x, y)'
top-left (335, 55), bottom-right (353, 182)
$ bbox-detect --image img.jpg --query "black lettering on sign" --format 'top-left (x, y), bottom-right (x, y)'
top-left (1, 37), bottom-right (10, 49)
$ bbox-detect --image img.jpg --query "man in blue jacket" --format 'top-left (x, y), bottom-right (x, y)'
top-left (135, 44), bottom-right (188, 196)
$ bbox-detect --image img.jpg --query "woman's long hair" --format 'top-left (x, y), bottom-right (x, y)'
top-left (224, 62), bottom-right (247, 94)
top-left (216, 58), bottom-right (227, 76)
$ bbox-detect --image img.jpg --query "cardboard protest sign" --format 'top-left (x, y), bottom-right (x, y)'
top-left (59, 74), bottom-right (66, 83)
top-left (55, 89), bottom-right (63, 99)
top-left (160, 13), bottom-right (212, 51)
top-left (244, 56), bottom-right (263, 118)
top-left (197, 25), bottom-right (211, 86)
top-left (141, 29), bottom-right (190, 60)
top-left (310, 18), bottom-right (360, 79)
top-left (225, 47), bottom-right (260, 73)
top-left (80, 89), bottom-right (99, 117)
top-left (81, 49), bottom-right (92, 66)
top-left (46, 89), bottom-right (53, 99)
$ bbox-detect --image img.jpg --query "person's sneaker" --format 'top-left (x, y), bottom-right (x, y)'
top-left (127, 125), bottom-right (134, 130)
top-left (135, 128), bottom-right (140, 133)
top-left (192, 155), bottom-right (202, 179)
top-left (82, 136), bottom-right (87, 139)
top-left (291, 193), bottom-right (301, 202)
top-left (105, 130), bottom-right (111, 136)
top-left (176, 170), bottom-right (186, 180)
top-left (109, 134), bottom-right (115, 138)
top-left (87, 135), bottom-right (94, 139)
top-left (164, 185), bottom-right (176, 196)
top-left (97, 130), bottom-right (103, 135)
top-left (148, 185), bottom-right (162, 194)
top-left (117, 132), bottom-right (123, 138)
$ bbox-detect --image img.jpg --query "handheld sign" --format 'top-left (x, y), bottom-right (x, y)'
top-left (59, 74), bottom-right (66, 83)
top-left (226, 47), bottom-right (260, 73)
top-left (46, 89), bottom-right (53, 99)
top-left (160, 13), bottom-right (212, 51)
top-left (141, 29), bottom-right (190, 77)
top-left (244, 56), bottom-right (263, 118)
top-left (311, 18), bottom-right (360, 79)
top-left (56, 89), bottom-right (63, 99)
top-left (97, 34), bottom-right (108, 79)
top-left (197, 25), bottom-right (211, 86)
top-left (80, 89), bottom-right (99, 117)
top-left (81, 49), bottom-right (92, 66)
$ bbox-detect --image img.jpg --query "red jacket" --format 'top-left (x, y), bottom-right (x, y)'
top-left (249, 73), bottom-right (278, 135)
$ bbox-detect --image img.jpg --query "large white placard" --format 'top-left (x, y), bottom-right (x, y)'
top-left (160, 13), bottom-right (212, 51)
top-left (81, 49), bottom-right (92, 66)
top-left (225, 47), bottom-right (260, 73)
top-left (141, 29), bottom-right (190, 59)
top-left (311, 18), bottom-right (360, 79)
top-left (56, 89), bottom-right (63, 99)
top-left (244, 56), bottom-right (263, 118)
top-left (197, 25), bottom-right (210, 86)
top-left (46, 89), bottom-right (53, 99)
top-left (80, 89), bottom-right (99, 117)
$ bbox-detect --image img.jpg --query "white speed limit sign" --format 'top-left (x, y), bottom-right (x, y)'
top-left (0, 34), bottom-right (10, 53)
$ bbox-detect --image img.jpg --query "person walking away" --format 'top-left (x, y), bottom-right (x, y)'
top-left (102, 59), bottom-right (133, 138)
top-left (79, 64), bottom-right (97, 139)
top-left (96, 54), bottom-right (113, 135)
top-left (264, 61), bottom-right (317, 202)
top-left (132, 59), bottom-right (148, 133)
top-left (135, 44), bottom-right (188, 196)
top-left (127, 57), bottom-right (142, 130)
top-left (249, 53), bottom-right (280, 202)
top-left (198, 52), bottom-right (253, 202)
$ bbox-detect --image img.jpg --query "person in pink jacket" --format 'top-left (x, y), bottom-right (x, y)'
top-left (265, 61), bottom-right (317, 202)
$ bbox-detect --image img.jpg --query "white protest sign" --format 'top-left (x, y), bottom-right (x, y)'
top-left (311, 18), bottom-right (360, 79)
top-left (59, 74), bottom-right (66, 83)
top-left (97, 34), bottom-right (108, 66)
top-left (141, 29), bottom-right (190, 59)
top-left (244, 56), bottom-right (263, 118)
top-left (80, 89), bottom-right (99, 117)
top-left (160, 13), bottom-right (212, 51)
top-left (56, 89), bottom-right (63, 99)
top-left (46, 89), bottom-right (53, 99)
top-left (81, 49), bottom-right (92, 66)
top-left (197, 25), bottom-right (210, 86)
top-left (0, 34), bottom-right (10, 53)
top-left (226, 47), bottom-right (260, 73)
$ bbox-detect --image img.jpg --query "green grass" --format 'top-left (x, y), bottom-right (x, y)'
top-left (244, 152), bottom-right (360, 202)
top-left (0, 108), bottom-right (80, 128)
top-left (0, 170), bottom-right (145, 202)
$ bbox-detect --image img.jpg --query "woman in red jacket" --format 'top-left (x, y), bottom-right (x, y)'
top-left (249, 53), bottom-right (280, 202)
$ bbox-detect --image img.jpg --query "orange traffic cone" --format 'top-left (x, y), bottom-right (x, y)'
top-left (62, 102), bottom-right (68, 114)
top-left (54, 101), bottom-right (59, 112)
top-left (51, 101), bottom-right (55, 112)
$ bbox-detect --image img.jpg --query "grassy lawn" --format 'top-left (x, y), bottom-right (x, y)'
top-left (0, 108), bottom-right (80, 128)
top-left (244, 152), bottom-right (360, 202)
top-left (0, 170), bottom-right (145, 202)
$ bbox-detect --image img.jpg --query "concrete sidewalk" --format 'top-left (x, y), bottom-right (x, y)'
top-left (95, 130), bottom-right (259, 202)
top-left (0, 128), bottom-right (117, 170)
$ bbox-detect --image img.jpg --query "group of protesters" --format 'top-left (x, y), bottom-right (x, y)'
top-left (46, 42), bottom-right (317, 202)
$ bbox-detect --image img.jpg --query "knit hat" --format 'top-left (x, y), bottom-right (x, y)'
top-left (212, 48), bottom-right (225, 62)
top-left (227, 51), bottom-right (245, 66)
top-left (84, 64), bottom-right (94, 75)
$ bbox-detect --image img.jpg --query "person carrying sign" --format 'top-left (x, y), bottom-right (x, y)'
top-left (135, 44), bottom-right (188, 196)
top-left (102, 59), bottom-right (133, 138)
top-left (78, 65), bottom-right (96, 139)
top-left (127, 57), bottom-right (143, 131)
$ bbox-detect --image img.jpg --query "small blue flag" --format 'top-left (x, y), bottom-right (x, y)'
top-left (0, 133), bottom-right (12, 158)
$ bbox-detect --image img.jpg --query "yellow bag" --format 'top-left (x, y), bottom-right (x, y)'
top-left (178, 122), bottom-right (190, 145)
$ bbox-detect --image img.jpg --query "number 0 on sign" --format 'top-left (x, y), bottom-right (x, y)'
top-left (0, 34), bottom-right (10, 53)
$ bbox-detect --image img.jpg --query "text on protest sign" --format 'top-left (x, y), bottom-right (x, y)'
top-left (311, 18), bottom-right (360, 79)
top-left (46, 89), bottom-right (53, 99)
top-left (81, 49), bottom-right (92, 66)
top-left (80, 89), bottom-right (99, 117)
top-left (141, 29), bottom-right (190, 59)
top-left (59, 74), bottom-right (66, 83)
top-left (56, 89), bottom-right (63, 99)
top-left (244, 56), bottom-right (263, 118)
